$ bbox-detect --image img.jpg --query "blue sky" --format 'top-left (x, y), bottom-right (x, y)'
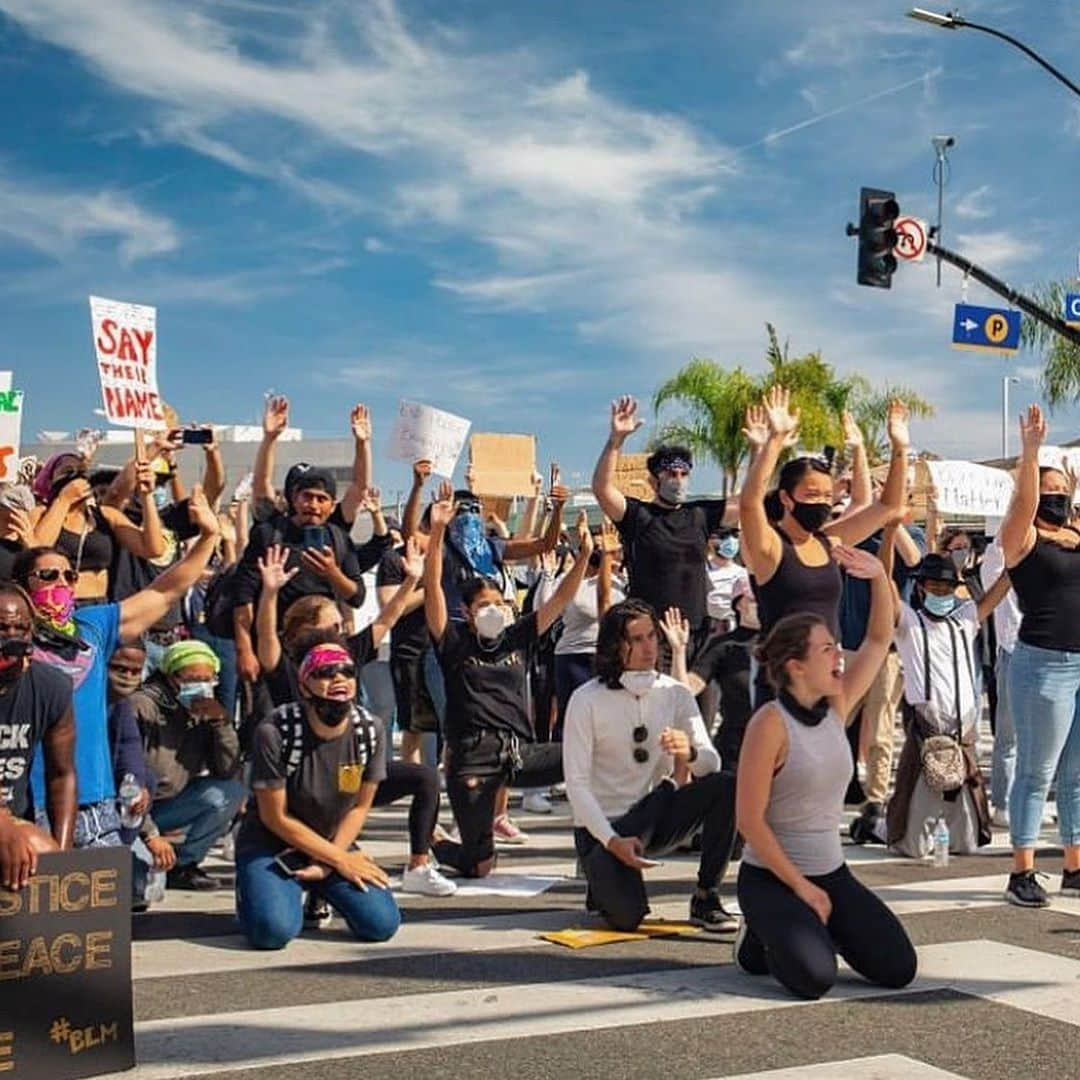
top-left (4, 0), bottom-right (1080, 493)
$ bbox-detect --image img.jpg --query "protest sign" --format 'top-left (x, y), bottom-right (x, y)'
top-left (0, 847), bottom-right (134, 1078)
top-left (0, 388), bottom-right (23, 483)
top-left (389, 400), bottom-right (470, 477)
top-left (89, 296), bottom-right (165, 429)
top-left (613, 453), bottom-right (654, 503)
top-left (469, 433), bottom-right (537, 496)
top-left (923, 459), bottom-right (1014, 517)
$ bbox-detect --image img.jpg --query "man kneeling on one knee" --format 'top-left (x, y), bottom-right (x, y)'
top-left (131, 640), bottom-right (244, 891)
top-left (563, 599), bottom-right (738, 933)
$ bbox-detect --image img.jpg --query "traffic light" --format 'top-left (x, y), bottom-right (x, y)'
top-left (853, 186), bottom-right (899, 288)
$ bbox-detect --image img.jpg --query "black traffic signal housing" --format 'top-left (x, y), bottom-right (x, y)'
top-left (851, 187), bottom-right (899, 288)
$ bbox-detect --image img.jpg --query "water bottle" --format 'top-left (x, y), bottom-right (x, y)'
top-left (933, 817), bottom-right (950, 868)
top-left (118, 773), bottom-right (143, 830)
top-left (145, 869), bottom-right (167, 904)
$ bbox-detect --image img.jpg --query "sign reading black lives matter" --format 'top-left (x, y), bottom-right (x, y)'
top-left (0, 848), bottom-right (134, 1077)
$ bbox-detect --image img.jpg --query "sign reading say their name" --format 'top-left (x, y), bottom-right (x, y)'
top-left (89, 295), bottom-right (165, 429)
top-left (0, 388), bottom-right (23, 483)
top-left (389, 400), bottom-right (471, 477)
top-left (924, 459), bottom-right (1014, 517)
top-left (0, 847), bottom-right (134, 1078)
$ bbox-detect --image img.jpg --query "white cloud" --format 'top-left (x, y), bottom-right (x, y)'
top-left (954, 185), bottom-right (993, 221)
top-left (363, 236), bottom-right (389, 254)
top-left (0, 170), bottom-right (178, 262)
top-left (954, 230), bottom-right (1040, 267)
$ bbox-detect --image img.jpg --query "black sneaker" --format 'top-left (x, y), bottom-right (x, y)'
top-left (1061, 868), bottom-right (1080, 898)
top-left (689, 891), bottom-right (739, 933)
top-left (849, 804), bottom-right (885, 846)
top-left (1005, 870), bottom-right (1050, 908)
top-left (304, 893), bottom-right (333, 929)
top-left (732, 921), bottom-right (768, 975)
top-left (166, 865), bottom-right (220, 892)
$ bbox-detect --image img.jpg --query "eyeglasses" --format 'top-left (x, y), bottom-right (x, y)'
top-left (309, 662), bottom-right (357, 681)
top-left (632, 724), bottom-right (649, 764)
top-left (455, 501), bottom-right (482, 516)
top-left (29, 567), bottom-right (79, 585)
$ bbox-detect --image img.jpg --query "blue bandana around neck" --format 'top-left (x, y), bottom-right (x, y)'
top-left (449, 513), bottom-right (497, 577)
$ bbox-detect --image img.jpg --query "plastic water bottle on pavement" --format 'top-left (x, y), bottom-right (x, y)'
top-left (118, 773), bottom-right (143, 830)
top-left (145, 869), bottom-right (167, 904)
top-left (933, 817), bottom-right (950, 867)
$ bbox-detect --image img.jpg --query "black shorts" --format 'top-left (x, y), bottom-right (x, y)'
top-left (390, 652), bottom-right (439, 734)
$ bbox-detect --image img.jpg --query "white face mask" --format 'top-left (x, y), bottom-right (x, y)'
top-left (620, 670), bottom-right (659, 697)
top-left (474, 603), bottom-right (509, 641)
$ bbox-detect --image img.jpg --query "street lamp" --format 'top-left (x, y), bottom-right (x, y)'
top-left (1002, 376), bottom-right (1020, 460)
top-left (907, 9), bottom-right (1080, 100)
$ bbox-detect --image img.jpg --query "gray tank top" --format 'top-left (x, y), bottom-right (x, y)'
top-left (743, 701), bottom-right (851, 877)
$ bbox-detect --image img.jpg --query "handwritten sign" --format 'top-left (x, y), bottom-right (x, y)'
top-left (0, 389), bottom-right (23, 483)
top-left (89, 296), bottom-right (165, 429)
top-left (0, 847), bottom-right (133, 1078)
top-left (469, 433), bottom-right (536, 496)
top-left (613, 453), bottom-right (655, 504)
top-left (924, 460), bottom-right (1014, 517)
top-left (389, 400), bottom-right (470, 478)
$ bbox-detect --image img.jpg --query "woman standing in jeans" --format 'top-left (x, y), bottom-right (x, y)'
top-left (998, 404), bottom-right (1080, 907)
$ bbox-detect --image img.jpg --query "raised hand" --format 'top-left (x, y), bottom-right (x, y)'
top-left (575, 510), bottom-right (594, 560)
top-left (413, 459), bottom-right (433, 487)
top-left (263, 394), bottom-right (289, 440)
top-left (832, 543), bottom-right (885, 580)
top-left (659, 606), bottom-right (690, 652)
top-left (187, 485), bottom-right (220, 538)
top-left (610, 396), bottom-right (645, 444)
top-left (430, 479), bottom-right (455, 530)
top-left (360, 486), bottom-right (383, 515)
top-left (1019, 403), bottom-right (1047, 453)
top-left (350, 404), bottom-right (372, 442)
top-left (742, 403), bottom-right (769, 453)
top-left (402, 536), bottom-right (425, 579)
top-left (258, 544), bottom-right (298, 592)
top-left (886, 399), bottom-right (910, 451)
top-left (599, 517), bottom-right (619, 554)
top-left (135, 460), bottom-right (155, 497)
top-left (841, 410), bottom-right (864, 449)
top-left (763, 386), bottom-right (800, 441)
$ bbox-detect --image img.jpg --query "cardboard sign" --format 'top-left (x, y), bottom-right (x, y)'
top-left (923, 459), bottom-right (1013, 517)
top-left (389, 400), bottom-right (470, 478)
top-left (0, 847), bottom-right (134, 1078)
top-left (89, 296), bottom-right (165, 429)
top-left (613, 453), bottom-right (654, 503)
top-left (0, 388), bottom-right (23, 483)
top-left (469, 433), bottom-right (536, 497)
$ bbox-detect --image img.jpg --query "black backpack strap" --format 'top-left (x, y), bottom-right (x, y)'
top-left (274, 703), bottom-right (306, 778)
top-left (917, 611), bottom-right (932, 706)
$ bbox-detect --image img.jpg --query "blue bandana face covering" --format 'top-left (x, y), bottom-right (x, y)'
top-left (449, 512), bottom-right (497, 577)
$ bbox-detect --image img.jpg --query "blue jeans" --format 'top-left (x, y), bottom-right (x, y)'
top-left (152, 777), bottom-right (246, 868)
top-left (36, 798), bottom-right (122, 849)
top-left (991, 648), bottom-right (1016, 811)
top-left (235, 844), bottom-right (401, 950)
top-left (1007, 640), bottom-right (1080, 848)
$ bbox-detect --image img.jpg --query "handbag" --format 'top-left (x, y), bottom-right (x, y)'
top-left (915, 613), bottom-right (971, 794)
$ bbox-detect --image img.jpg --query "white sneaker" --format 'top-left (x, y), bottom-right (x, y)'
top-left (522, 791), bottom-right (553, 815)
top-left (401, 863), bottom-right (458, 897)
top-left (991, 808), bottom-right (1009, 829)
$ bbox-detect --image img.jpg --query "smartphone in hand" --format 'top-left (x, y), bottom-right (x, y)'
top-left (302, 525), bottom-right (331, 551)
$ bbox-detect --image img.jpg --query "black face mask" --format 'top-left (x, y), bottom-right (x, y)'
top-left (0, 638), bottom-right (32, 684)
top-left (310, 696), bottom-right (352, 725)
top-left (789, 500), bottom-right (832, 534)
top-left (1037, 493), bottom-right (1070, 527)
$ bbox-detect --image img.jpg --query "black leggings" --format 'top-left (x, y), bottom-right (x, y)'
top-left (736, 861), bottom-right (916, 1000)
top-left (433, 738), bottom-right (563, 877)
top-left (373, 761), bottom-right (440, 856)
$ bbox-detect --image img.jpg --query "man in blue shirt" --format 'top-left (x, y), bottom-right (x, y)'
top-left (17, 486), bottom-right (222, 849)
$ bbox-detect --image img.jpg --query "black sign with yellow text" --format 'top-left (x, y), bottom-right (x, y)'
top-left (0, 847), bottom-right (133, 1077)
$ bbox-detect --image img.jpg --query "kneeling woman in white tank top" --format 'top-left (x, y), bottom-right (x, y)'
top-left (735, 539), bottom-right (917, 1000)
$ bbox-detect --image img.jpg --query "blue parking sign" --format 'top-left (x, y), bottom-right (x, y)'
top-left (1065, 293), bottom-right (1080, 328)
top-left (951, 303), bottom-right (1021, 354)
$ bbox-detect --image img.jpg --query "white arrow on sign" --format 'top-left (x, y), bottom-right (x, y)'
top-left (893, 216), bottom-right (928, 262)
top-left (961, 318), bottom-right (978, 334)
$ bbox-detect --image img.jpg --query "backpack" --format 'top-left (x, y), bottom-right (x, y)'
top-left (201, 519), bottom-right (352, 640)
top-left (272, 701), bottom-right (379, 778)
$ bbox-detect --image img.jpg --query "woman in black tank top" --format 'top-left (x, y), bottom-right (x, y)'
top-left (739, 387), bottom-right (911, 706)
top-left (997, 404), bottom-right (1080, 908)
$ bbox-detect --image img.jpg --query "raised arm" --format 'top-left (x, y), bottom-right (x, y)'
top-left (842, 411), bottom-right (871, 510)
top-left (1000, 404), bottom-right (1044, 567)
top-left (119, 486), bottom-right (220, 643)
top-left (976, 572), bottom-right (1012, 625)
top-left (102, 459), bottom-right (165, 560)
top-left (255, 544), bottom-right (297, 674)
top-left (370, 537), bottom-right (423, 647)
top-left (835, 545), bottom-right (893, 716)
top-left (591, 396), bottom-right (644, 523)
top-left (738, 388), bottom-right (798, 582)
top-left (254, 394), bottom-right (289, 504)
top-left (402, 460), bottom-right (432, 541)
top-left (423, 480), bottom-right (454, 643)
top-left (502, 480), bottom-right (568, 561)
top-left (201, 433), bottom-right (226, 509)
top-left (535, 516), bottom-right (593, 636)
top-left (338, 404), bottom-right (373, 524)
top-left (597, 519), bottom-right (617, 617)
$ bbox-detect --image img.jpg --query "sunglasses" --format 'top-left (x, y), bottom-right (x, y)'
top-left (632, 724), bottom-right (649, 764)
top-left (29, 567), bottom-right (79, 585)
top-left (455, 501), bottom-right (482, 516)
top-left (309, 662), bottom-right (357, 681)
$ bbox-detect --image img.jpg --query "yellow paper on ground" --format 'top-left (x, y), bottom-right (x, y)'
top-left (540, 920), bottom-right (700, 950)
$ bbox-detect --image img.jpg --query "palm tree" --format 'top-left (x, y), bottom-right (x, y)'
top-left (1019, 281), bottom-right (1080, 405)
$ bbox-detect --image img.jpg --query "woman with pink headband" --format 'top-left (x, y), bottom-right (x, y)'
top-left (234, 635), bottom-right (400, 950)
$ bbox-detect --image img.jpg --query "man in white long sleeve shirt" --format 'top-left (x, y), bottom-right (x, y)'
top-left (563, 599), bottom-right (736, 933)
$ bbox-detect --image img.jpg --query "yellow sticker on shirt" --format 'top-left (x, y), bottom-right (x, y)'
top-left (337, 763), bottom-right (363, 794)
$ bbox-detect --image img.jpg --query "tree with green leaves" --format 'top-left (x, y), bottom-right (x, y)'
top-left (1019, 281), bottom-right (1080, 405)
